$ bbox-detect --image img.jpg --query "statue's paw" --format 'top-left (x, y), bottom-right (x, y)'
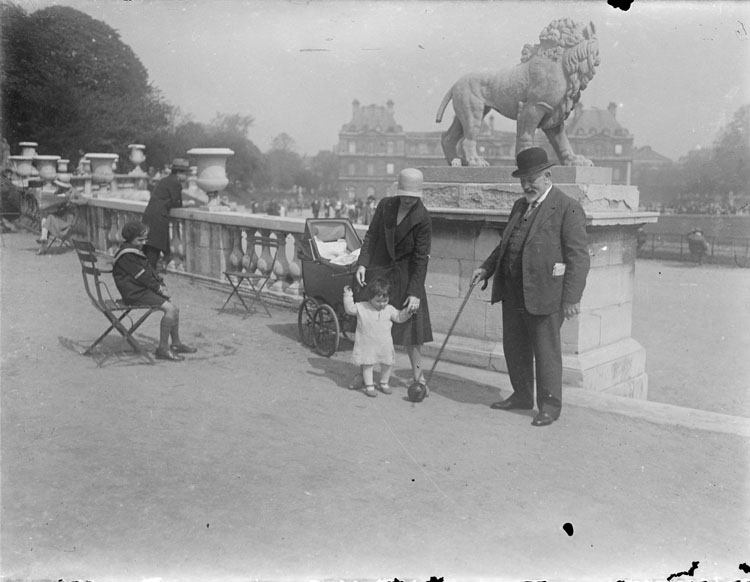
top-left (565, 155), bottom-right (594, 167)
top-left (468, 157), bottom-right (490, 167)
top-left (449, 158), bottom-right (463, 167)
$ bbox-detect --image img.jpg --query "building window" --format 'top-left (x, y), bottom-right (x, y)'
top-left (348, 141), bottom-right (356, 154)
top-left (387, 141), bottom-right (394, 154)
top-left (348, 163), bottom-right (356, 176)
top-left (613, 167), bottom-right (621, 181)
top-left (367, 163), bottom-right (374, 176)
top-left (386, 163), bottom-right (395, 175)
top-left (615, 144), bottom-right (623, 155)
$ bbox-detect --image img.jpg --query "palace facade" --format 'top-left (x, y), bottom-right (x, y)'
top-left (336, 100), bottom-right (637, 200)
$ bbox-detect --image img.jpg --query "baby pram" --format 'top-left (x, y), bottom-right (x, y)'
top-left (297, 218), bottom-right (362, 356)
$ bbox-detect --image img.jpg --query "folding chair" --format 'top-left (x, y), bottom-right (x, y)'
top-left (72, 239), bottom-right (159, 359)
top-left (221, 234), bottom-right (280, 317)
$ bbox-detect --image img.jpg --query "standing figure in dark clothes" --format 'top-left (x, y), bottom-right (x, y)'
top-left (142, 158), bottom-right (191, 271)
top-left (113, 221), bottom-right (197, 362)
top-left (354, 168), bottom-right (433, 394)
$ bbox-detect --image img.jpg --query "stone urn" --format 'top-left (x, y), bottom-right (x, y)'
top-left (8, 156), bottom-right (34, 183)
top-left (187, 147), bottom-right (234, 208)
top-left (57, 159), bottom-right (71, 184)
top-left (18, 142), bottom-right (39, 177)
top-left (87, 153), bottom-right (119, 194)
top-left (34, 155), bottom-right (61, 190)
top-left (128, 144), bottom-right (147, 176)
top-left (19, 141), bottom-right (38, 158)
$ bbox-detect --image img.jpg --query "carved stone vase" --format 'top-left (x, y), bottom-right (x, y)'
top-left (8, 156), bottom-right (34, 184)
top-left (128, 144), bottom-right (147, 176)
top-left (56, 159), bottom-right (71, 184)
top-left (87, 153), bottom-right (119, 195)
top-left (18, 142), bottom-right (39, 177)
top-left (186, 147), bottom-right (234, 208)
top-left (34, 155), bottom-right (61, 190)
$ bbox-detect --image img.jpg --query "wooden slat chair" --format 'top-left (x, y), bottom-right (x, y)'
top-left (221, 234), bottom-right (280, 317)
top-left (72, 239), bottom-right (159, 359)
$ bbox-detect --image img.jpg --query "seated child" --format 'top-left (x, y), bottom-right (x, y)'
top-left (343, 278), bottom-right (412, 397)
top-left (112, 221), bottom-right (197, 361)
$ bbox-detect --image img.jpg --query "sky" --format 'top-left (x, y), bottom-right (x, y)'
top-left (17, 0), bottom-right (750, 160)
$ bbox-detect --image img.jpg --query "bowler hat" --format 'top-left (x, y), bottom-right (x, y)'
top-left (396, 168), bottom-right (423, 198)
top-left (511, 147), bottom-right (556, 178)
top-left (171, 158), bottom-right (190, 172)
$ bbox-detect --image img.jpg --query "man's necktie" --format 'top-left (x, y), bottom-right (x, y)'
top-left (524, 200), bottom-right (538, 217)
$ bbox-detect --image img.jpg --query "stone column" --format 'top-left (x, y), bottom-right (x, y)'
top-left (419, 166), bottom-right (658, 399)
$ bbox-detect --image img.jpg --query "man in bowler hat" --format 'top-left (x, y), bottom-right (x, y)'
top-left (471, 147), bottom-right (590, 426)
top-left (142, 158), bottom-right (191, 271)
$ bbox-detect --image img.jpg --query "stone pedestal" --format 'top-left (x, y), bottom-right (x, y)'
top-left (417, 166), bottom-right (658, 399)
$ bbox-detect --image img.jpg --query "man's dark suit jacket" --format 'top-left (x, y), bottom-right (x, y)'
top-left (143, 173), bottom-right (183, 253)
top-left (480, 186), bottom-right (590, 315)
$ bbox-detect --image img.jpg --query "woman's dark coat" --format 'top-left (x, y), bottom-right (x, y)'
top-left (357, 196), bottom-right (433, 346)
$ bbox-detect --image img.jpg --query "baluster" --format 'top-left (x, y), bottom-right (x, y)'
top-left (245, 227), bottom-right (259, 273)
top-left (228, 227), bottom-right (243, 272)
top-left (106, 212), bottom-right (121, 255)
top-left (169, 219), bottom-right (186, 272)
top-left (271, 231), bottom-right (291, 293)
top-left (241, 228), bottom-right (254, 272)
top-left (286, 232), bottom-right (304, 296)
top-left (255, 228), bottom-right (275, 286)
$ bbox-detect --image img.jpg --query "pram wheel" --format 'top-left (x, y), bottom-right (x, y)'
top-left (297, 297), bottom-right (318, 347)
top-left (312, 304), bottom-right (340, 357)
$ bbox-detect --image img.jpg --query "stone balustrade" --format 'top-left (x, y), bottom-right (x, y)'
top-left (72, 198), bottom-right (361, 310)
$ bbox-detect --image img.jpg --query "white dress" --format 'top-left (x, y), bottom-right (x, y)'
top-left (344, 291), bottom-right (410, 366)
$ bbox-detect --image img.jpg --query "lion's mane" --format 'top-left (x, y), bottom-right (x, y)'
top-left (520, 18), bottom-right (600, 129)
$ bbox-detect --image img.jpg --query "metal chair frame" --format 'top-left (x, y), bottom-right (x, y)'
top-left (221, 234), bottom-right (280, 318)
top-left (73, 239), bottom-right (159, 360)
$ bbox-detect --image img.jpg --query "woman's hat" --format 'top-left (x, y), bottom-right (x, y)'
top-left (171, 158), bottom-right (190, 172)
top-left (53, 178), bottom-right (72, 189)
top-left (396, 168), bottom-right (423, 198)
top-left (511, 147), bottom-right (556, 178)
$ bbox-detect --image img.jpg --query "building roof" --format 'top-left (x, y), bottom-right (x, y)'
top-left (632, 145), bottom-right (673, 164)
top-left (341, 100), bottom-right (403, 134)
top-left (567, 103), bottom-right (630, 138)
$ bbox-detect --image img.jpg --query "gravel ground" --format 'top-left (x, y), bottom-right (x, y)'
top-left (1, 232), bottom-right (748, 582)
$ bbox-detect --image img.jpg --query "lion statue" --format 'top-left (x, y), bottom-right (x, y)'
top-left (435, 18), bottom-right (600, 167)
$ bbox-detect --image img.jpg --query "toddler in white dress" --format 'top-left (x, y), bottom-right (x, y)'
top-left (343, 279), bottom-right (412, 397)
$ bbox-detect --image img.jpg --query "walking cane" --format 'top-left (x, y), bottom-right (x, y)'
top-left (407, 278), bottom-right (483, 402)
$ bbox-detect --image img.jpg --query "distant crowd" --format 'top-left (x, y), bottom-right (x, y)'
top-left (641, 201), bottom-right (750, 215)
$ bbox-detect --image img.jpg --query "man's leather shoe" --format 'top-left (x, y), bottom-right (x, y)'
top-left (171, 343), bottom-right (197, 354)
top-left (155, 348), bottom-right (185, 361)
top-left (490, 397), bottom-right (533, 410)
top-left (531, 411), bottom-right (558, 427)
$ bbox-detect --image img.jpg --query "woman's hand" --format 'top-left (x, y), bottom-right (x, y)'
top-left (403, 295), bottom-right (420, 314)
top-left (355, 265), bottom-right (366, 287)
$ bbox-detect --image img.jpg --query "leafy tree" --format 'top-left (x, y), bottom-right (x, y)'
top-left (1, 3), bottom-right (171, 162)
top-left (711, 104), bottom-right (749, 196)
top-left (310, 150), bottom-right (339, 196)
top-left (265, 133), bottom-right (303, 193)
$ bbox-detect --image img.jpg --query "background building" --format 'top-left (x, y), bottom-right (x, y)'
top-left (336, 100), bottom-right (642, 199)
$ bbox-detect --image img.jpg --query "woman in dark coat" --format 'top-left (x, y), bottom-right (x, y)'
top-left (113, 221), bottom-right (197, 361)
top-left (355, 168), bottom-right (433, 393)
top-left (142, 158), bottom-right (190, 270)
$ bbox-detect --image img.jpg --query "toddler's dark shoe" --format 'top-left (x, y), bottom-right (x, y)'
top-left (377, 382), bottom-right (392, 395)
top-left (171, 343), bottom-right (197, 354)
top-left (155, 348), bottom-right (185, 361)
top-left (363, 385), bottom-right (377, 398)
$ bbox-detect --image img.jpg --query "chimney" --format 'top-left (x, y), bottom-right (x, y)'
top-left (386, 99), bottom-right (394, 111)
top-left (608, 102), bottom-right (617, 118)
